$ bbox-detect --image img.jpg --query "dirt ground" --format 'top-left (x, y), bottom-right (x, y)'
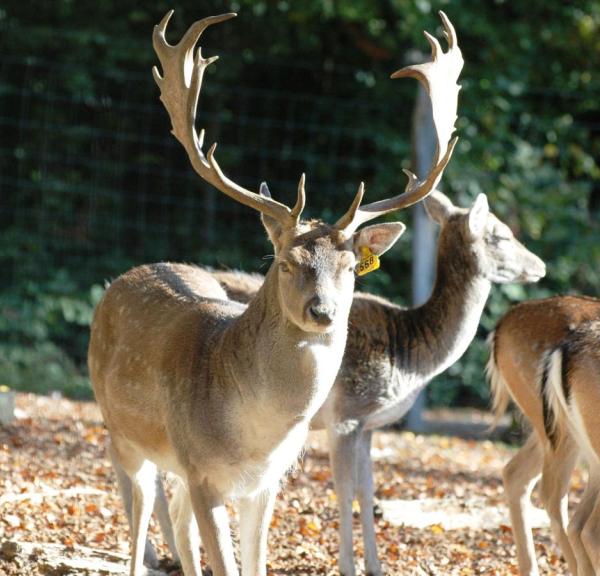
top-left (0, 394), bottom-right (581, 575)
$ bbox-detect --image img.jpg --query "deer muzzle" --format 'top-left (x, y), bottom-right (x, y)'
top-left (305, 296), bottom-right (336, 327)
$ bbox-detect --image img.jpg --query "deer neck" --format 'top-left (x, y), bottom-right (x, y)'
top-left (394, 235), bottom-right (491, 381)
top-left (221, 265), bottom-right (347, 423)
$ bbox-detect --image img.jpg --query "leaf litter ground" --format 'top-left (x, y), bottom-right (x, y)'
top-left (0, 394), bottom-right (583, 575)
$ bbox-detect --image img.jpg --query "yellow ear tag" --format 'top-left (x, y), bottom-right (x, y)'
top-left (357, 246), bottom-right (380, 276)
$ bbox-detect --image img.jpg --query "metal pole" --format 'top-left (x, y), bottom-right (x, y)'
top-left (405, 85), bottom-right (437, 432)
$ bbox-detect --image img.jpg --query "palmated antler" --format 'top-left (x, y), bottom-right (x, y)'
top-left (152, 11), bottom-right (305, 226)
top-left (335, 11), bottom-right (463, 236)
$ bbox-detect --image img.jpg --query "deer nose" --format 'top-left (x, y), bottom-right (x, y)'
top-left (532, 255), bottom-right (546, 278)
top-left (525, 254), bottom-right (546, 281)
top-left (306, 297), bottom-right (336, 326)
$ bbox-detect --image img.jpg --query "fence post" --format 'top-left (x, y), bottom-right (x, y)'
top-left (405, 84), bottom-right (438, 432)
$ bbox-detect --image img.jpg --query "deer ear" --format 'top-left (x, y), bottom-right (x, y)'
top-left (353, 222), bottom-right (406, 257)
top-left (468, 193), bottom-right (489, 237)
top-left (424, 190), bottom-right (455, 224)
top-left (259, 182), bottom-right (284, 251)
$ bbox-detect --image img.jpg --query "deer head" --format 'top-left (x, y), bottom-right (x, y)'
top-left (425, 191), bottom-right (546, 283)
top-left (152, 10), bottom-right (463, 333)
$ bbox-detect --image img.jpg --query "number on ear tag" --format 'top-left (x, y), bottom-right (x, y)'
top-left (357, 246), bottom-right (380, 276)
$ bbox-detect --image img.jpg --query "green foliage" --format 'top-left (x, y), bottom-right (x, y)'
top-left (1, 0), bottom-right (598, 402)
top-left (0, 271), bottom-right (103, 398)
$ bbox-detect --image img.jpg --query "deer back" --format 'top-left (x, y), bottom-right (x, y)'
top-left (489, 295), bottom-right (600, 442)
top-left (211, 269), bottom-right (263, 304)
top-left (89, 264), bottom-right (247, 472)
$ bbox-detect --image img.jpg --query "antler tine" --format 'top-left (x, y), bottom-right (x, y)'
top-left (336, 11), bottom-right (463, 236)
top-left (334, 182), bottom-right (365, 231)
top-left (290, 173), bottom-right (307, 223)
top-left (152, 12), bottom-right (299, 225)
top-left (258, 175), bottom-right (306, 225)
top-left (439, 10), bottom-right (457, 50)
top-left (424, 31), bottom-right (441, 60)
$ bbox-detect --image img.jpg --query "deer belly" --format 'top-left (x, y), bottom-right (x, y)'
top-left (364, 377), bottom-right (426, 431)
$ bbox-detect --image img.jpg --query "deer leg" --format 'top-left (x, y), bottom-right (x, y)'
top-left (154, 473), bottom-right (180, 562)
top-left (539, 437), bottom-right (579, 576)
top-left (239, 484), bottom-right (278, 576)
top-left (169, 479), bottom-right (202, 576)
top-left (188, 479), bottom-right (238, 576)
top-left (109, 446), bottom-right (160, 569)
top-left (328, 423), bottom-right (361, 576)
top-left (502, 433), bottom-right (543, 576)
top-left (581, 495), bottom-right (600, 574)
top-left (111, 444), bottom-right (181, 567)
top-left (355, 429), bottom-right (381, 576)
top-left (568, 469), bottom-right (600, 576)
top-left (129, 459), bottom-right (158, 576)
top-left (109, 442), bottom-right (161, 573)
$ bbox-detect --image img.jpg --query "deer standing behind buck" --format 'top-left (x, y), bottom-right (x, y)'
top-left (140, 188), bottom-right (546, 575)
top-left (488, 296), bottom-right (600, 576)
top-left (89, 10), bottom-right (463, 576)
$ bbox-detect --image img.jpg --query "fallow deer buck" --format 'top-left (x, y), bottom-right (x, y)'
top-left (89, 9), bottom-right (463, 576)
top-left (488, 295), bottom-right (600, 576)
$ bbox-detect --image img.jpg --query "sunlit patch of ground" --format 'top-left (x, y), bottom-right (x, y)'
top-left (0, 394), bottom-right (584, 575)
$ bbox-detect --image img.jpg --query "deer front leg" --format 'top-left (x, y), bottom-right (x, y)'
top-left (188, 479), bottom-right (239, 576)
top-left (169, 480), bottom-right (202, 576)
top-left (109, 446), bottom-right (161, 569)
top-left (502, 434), bottom-right (543, 576)
top-left (154, 472), bottom-right (180, 563)
top-left (356, 430), bottom-right (381, 576)
top-left (130, 460), bottom-right (158, 576)
top-left (110, 445), bottom-right (180, 567)
top-left (328, 423), bottom-right (361, 576)
top-left (239, 484), bottom-right (278, 576)
top-left (568, 470), bottom-right (600, 576)
top-left (581, 489), bottom-right (600, 574)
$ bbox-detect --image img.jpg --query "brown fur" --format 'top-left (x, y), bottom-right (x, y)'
top-left (487, 295), bottom-right (600, 576)
top-left (211, 270), bottom-right (264, 305)
top-left (491, 295), bottom-right (600, 442)
top-left (567, 320), bottom-right (600, 455)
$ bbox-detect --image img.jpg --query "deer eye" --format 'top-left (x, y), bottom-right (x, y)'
top-left (279, 262), bottom-right (291, 273)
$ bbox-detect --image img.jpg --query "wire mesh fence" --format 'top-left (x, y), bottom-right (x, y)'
top-left (1, 5), bottom-right (598, 405)
top-left (1, 45), bottom-right (415, 291)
